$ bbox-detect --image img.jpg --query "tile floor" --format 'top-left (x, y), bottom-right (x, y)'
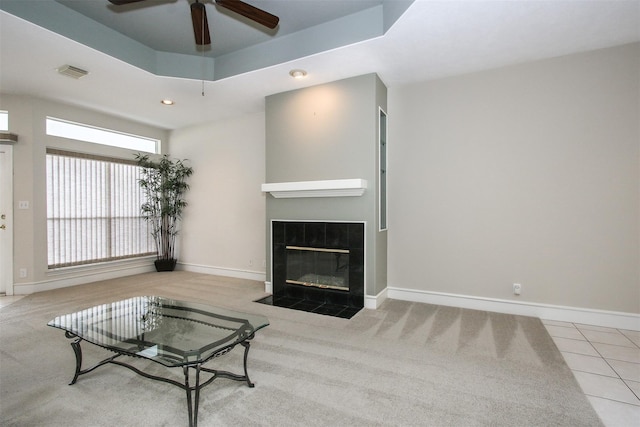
top-left (1, 294), bottom-right (637, 425)
top-left (543, 319), bottom-right (640, 427)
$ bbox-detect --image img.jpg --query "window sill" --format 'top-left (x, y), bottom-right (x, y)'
top-left (46, 255), bottom-right (156, 277)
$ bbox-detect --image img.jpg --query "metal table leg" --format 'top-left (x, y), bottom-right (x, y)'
top-left (65, 334), bottom-right (257, 427)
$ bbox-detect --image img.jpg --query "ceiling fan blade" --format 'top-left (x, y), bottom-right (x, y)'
top-left (191, 1), bottom-right (211, 45)
top-left (216, 0), bottom-right (279, 29)
top-left (108, 0), bottom-right (147, 5)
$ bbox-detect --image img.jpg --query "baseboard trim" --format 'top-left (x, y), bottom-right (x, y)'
top-left (14, 263), bottom-right (156, 294)
top-left (16, 263), bottom-right (637, 331)
top-left (365, 287), bottom-right (387, 309)
top-left (386, 286), bottom-right (639, 330)
top-left (178, 262), bottom-right (266, 282)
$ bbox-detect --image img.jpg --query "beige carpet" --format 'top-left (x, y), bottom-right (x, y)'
top-left (0, 272), bottom-right (603, 426)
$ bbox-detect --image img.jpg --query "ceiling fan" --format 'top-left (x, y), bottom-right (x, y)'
top-left (107, 0), bottom-right (280, 46)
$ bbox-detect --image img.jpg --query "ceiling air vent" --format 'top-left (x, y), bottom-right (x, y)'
top-left (57, 65), bottom-right (89, 79)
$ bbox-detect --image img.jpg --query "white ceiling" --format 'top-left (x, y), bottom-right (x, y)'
top-left (1, 0), bottom-right (639, 130)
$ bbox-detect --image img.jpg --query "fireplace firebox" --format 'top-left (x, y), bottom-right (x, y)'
top-left (286, 246), bottom-right (350, 291)
top-left (265, 221), bottom-right (364, 318)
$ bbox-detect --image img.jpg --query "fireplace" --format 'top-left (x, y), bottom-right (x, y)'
top-left (260, 221), bottom-right (364, 318)
top-left (286, 246), bottom-right (350, 291)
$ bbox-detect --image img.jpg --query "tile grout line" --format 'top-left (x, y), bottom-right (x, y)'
top-left (617, 329), bottom-right (640, 350)
top-left (544, 320), bottom-right (640, 423)
top-left (585, 394), bottom-right (640, 408)
top-left (569, 322), bottom-right (640, 406)
top-left (611, 327), bottom-right (640, 403)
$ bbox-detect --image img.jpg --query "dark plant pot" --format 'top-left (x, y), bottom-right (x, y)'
top-left (154, 259), bottom-right (177, 272)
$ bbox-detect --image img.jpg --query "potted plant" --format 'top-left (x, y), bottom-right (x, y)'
top-left (136, 153), bottom-right (194, 272)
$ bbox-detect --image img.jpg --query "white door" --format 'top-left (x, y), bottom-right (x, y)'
top-left (0, 145), bottom-right (13, 295)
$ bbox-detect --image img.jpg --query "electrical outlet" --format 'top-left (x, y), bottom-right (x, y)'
top-left (249, 259), bottom-right (253, 266)
top-left (513, 283), bottom-right (522, 295)
top-left (19, 268), bottom-right (27, 278)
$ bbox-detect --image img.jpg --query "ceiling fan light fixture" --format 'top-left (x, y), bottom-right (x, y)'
top-left (289, 69), bottom-right (307, 79)
top-left (161, 99), bottom-right (175, 106)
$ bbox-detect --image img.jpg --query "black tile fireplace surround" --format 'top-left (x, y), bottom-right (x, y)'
top-left (259, 221), bottom-right (365, 319)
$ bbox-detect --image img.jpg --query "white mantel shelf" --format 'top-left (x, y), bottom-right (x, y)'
top-left (261, 179), bottom-right (367, 198)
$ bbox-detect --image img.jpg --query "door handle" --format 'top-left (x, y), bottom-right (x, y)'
top-left (0, 224), bottom-right (5, 230)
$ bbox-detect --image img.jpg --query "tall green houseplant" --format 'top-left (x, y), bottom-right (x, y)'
top-left (136, 154), bottom-right (194, 271)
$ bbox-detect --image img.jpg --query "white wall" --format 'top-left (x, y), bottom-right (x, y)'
top-left (388, 43), bottom-right (639, 316)
top-left (0, 94), bottom-right (168, 293)
top-left (169, 112), bottom-right (266, 280)
top-left (4, 43), bottom-right (638, 329)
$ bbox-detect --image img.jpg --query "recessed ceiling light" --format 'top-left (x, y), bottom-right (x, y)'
top-left (160, 99), bottom-right (175, 106)
top-left (289, 69), bottom-right (307, 79)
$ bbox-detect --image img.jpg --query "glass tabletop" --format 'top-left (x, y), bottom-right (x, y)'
top-left (48, 296), bottom-right (269, 367)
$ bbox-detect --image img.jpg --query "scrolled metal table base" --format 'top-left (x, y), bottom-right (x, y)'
top-left (64, 332), bottom-right (256, 427)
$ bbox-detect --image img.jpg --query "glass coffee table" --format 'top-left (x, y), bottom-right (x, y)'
top-left (48, 296), bottom-right (269, 427)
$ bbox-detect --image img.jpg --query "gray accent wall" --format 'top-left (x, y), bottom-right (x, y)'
top-left (388, 43), bottom-right (639, 314)
top-left (265, 73), bottom-right (388, 297)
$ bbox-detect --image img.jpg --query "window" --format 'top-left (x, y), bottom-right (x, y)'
top-left (46, 117), bottom-right (159, 153)
top-left (0, 111), bottom-right (8, 131)
top-left (46, 149), bottom-right (155, 268)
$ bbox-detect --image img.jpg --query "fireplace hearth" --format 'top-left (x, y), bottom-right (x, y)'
top-left (257, 221), bottom-right (365, 319)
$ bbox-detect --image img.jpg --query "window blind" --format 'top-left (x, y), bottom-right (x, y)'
top-left (46, 149), bottom-right (155, 268)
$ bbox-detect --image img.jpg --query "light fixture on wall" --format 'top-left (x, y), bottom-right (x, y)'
top-left (289, 69), bottom-right (307, 79)
top-left (160, 99), bottom-right (175, 106)
top-left (0, 132), bottom-right (18, 143)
